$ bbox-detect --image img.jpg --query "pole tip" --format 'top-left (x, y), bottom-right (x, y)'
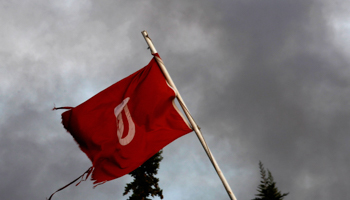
top-left (141, 30), bottom-right (157, 54)
top-left (141, 30), bottom-right (148, 37)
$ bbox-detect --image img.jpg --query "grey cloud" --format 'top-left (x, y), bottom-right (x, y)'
top-left (1, 0), bottom-right (349, 200)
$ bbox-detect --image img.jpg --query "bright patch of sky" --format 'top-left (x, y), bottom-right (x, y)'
top-left (333, 20), bottom-right (350, 52)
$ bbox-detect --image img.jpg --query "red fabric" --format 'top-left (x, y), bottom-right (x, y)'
top-left (61, 56), bottom-right (192, 184)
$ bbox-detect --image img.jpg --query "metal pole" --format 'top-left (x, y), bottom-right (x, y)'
top-left (141, 30), bottom-right (237, 200)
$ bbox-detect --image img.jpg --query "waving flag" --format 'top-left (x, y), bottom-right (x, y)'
top-left (49, 31), bottom-right (237, 200)
top-left (60, 57), bottom-right (192, 184)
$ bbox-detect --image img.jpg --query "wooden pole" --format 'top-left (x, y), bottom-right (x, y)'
top-left (141, 30), bottom-right (237, 200)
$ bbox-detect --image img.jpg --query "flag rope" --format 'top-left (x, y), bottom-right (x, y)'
top-left (141, 30), bottom-right (237, 200)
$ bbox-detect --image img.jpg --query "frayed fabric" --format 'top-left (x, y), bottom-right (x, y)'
top-left (52, 106), bottom-right (73, 111)
top-left (47, 167), bottom-right (93, 200)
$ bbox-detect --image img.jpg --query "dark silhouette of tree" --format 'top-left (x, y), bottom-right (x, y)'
top-left (123, 151), bottom-right (164, 200)
top-left (253, 161), bottom-right (289, 200)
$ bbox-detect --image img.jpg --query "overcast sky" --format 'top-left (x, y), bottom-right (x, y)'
top-left (1, 0), bottom-right (350, 199)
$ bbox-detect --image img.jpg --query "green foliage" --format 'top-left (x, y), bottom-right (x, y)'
top-left (253, 161), bottom-right (289, 200)
top-left (123, 151), bottom-right (164, 200)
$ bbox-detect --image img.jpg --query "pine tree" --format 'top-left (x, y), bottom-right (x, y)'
top-left (123, 151), bottom-right (164, 200)
top-left (253, 161), bottom-right (289, 200)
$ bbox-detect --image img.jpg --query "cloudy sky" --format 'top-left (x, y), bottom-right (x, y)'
top-left (1, 0), bottom-right (350, 199)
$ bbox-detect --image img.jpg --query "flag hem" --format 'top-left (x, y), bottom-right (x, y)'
top-left (164, 80), bottom-right (192, 130)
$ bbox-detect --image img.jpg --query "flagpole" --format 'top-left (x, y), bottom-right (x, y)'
top-left (141, 30), bottom-right (237, 200)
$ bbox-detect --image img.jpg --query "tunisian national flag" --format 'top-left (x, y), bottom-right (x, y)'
top-left (61, 55), bottom-right (192, 184)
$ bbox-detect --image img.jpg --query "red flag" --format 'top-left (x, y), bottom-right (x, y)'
top-left (61, 56), bottom-right (192, 184)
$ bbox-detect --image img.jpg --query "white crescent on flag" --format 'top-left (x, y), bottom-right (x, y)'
top-left (114, 97), bottom-right (135, 146)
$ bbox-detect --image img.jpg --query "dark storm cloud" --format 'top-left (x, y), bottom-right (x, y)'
top-left (1, 0), bottom-right (349, 200)
top-left (193, 0), bottom-right (350, 199)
